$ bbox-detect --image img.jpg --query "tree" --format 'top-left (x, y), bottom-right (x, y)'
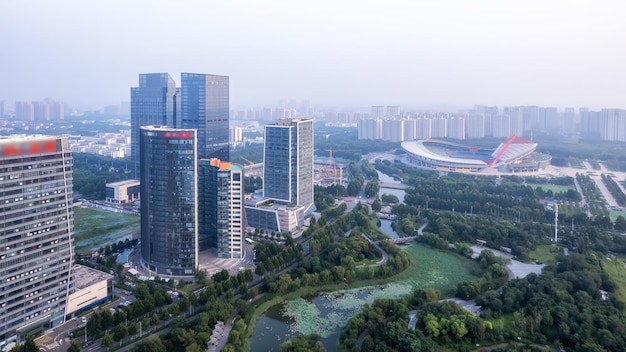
top-left (371, 198), bottom-right (382, 212)
top-left (194, 269), bottom-right (208, 283)
top-left (101, 332), bottom-right (113, 351)
top-left (66, 341), bottom-right (81, 352)
top-left (615, 215), bottom-right (626, 232)
top-left (132, 336), bottom-right (167, 352)
top-left (128, 322), bottom-right (138, 336)
top-left (113, 323), bottom-right (128, 345)
top-left (13, 336), bottom-right (39, 352)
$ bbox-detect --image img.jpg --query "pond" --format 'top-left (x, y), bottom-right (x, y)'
top-left (250, 283), bottom-right (413, 351)
top-left (249, 240), bottom-right (479, 350)
top-left (378, 170), bottom-right (405, 203)
top-left (379, 219), bottom-right (398, 239)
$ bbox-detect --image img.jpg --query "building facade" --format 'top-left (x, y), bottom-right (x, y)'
top-left (139, 126), bottom-right (197, 276)
top-left (0, 135), bottom-right (74, 343)
top-left (105, 180), bottom-right (140, 204)
top-left (198, 159), bottom-right (244, 258)
top-left (130, 73), bottom-right (178, 178)
top-left (263, 118), bottom-right (314, 215)
top-left (181, 73), bottom-right (230, 161)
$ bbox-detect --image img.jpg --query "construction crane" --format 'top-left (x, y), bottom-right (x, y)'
top-left (323, 147), bottom-right (361, 185)
top-left (240, 156), bottom-right (256, 175)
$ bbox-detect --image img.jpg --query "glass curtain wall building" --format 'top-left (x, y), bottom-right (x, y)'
top-left (198, 159), bottom-right (244, 258)
top-left (0, 135), bottom-right (74, 343)
top-left (263, 118), bottom-right (315, 214)
top-left (139, 126), bottom-right (198, 276)
top-left (130, 73), bottom-right (178, 179)
top-left (181, 73), bottom-right (230, 161)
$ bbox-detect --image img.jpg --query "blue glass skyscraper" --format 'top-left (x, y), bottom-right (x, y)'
top-left (130, 73), bottom-right (177, 178)
top-left (181, 73), bottom-right (230, 161)
top-left (139, 126), bottom-right (198, 276)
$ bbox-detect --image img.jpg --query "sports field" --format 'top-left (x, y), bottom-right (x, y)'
top-left (73, 206), bottom-right (140, 254)
top-left (527, 183), bottom-right (572, 194)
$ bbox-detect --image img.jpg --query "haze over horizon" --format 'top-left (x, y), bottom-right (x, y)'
top-left (1, 0), bottom-right (625, 110)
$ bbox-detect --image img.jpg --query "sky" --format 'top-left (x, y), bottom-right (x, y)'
top-left (1, 0), bottom-right (625, 110)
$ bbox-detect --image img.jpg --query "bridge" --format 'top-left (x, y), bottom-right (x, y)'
top-left (379, 182), bottom-right (410, 190)
top-left (386, 236), bottom-right (418, 244)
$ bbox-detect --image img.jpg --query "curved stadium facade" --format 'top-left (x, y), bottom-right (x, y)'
top-left (401, 135), bottom-right (551, 173)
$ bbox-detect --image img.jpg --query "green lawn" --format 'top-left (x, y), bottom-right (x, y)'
top-left (73, 206), bottom-right (140, 254)
top-left (527, 183), bottom-right (571, 194)
top-left (527, 245), bottom-right (560, 264)
top-left (602, 257), bottom-right (626, 303)
top-left (609, 210), bottom-right (626, 222)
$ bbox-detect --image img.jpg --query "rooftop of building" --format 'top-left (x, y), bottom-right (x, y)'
top-left (0, 134), bottom-right (60, 143)
top-left (140, 125), bottom-right (196, 132)
top-left (74, 265), bottom-right (113, 290)
top-left (106, 179), bottom-right (140, 187)
top-left (244, 195), bottom-right (303, 211)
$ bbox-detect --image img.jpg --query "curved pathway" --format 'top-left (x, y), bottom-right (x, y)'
top-left (356, 234), bottom-right (388, 268)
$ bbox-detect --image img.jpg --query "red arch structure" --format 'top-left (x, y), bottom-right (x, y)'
top-left (488, 135), bottom-right (532, 167)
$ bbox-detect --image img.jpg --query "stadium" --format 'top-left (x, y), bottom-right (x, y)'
top-left (401, 135), bottom-right (552, 173)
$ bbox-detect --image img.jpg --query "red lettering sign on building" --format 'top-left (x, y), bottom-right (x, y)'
top-left (1, 140), bottom-right (58, 158)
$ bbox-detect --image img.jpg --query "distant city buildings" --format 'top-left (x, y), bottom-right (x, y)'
top-left (354, 105), bottom-right (626, 143)
top-left (68, 131), bottom-right (130, 158)
top-left (13, 100), bottom-right (64, 122)
top-left (0, 135), bottom-right (74, 343)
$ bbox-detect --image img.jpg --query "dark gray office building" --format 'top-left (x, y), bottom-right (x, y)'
top-left (130, 73), bottom-right (178, 178)
top-left (139, 126), bottom-right (198, 276)
top-left (181, 72), bottom-right (230, 161)
top-left (0, 135), bottom-right (74, 343)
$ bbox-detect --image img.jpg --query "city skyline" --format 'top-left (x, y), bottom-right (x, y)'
top-left (1, 1), bottom-right (626, 110)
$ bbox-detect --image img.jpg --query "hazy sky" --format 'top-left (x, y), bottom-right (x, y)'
top-left (1, 0), bottom-right (625, 110)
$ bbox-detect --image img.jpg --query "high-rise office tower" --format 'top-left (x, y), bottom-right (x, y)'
top-left (130, 73), bottom-right (178, 178)
top-left (181, 73), bottom-right (230, 161)
top-left (0, 135), bottom-right (74, 342)
top-left (139, 126), bottom-right (197, 276)
top-left (198, 159), bottom-right (244, 258)
top-left (263, 118), bottom-right (314, 215)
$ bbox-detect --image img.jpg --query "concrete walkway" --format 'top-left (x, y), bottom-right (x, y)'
top-left (356, 234), bottom-right (388, 268)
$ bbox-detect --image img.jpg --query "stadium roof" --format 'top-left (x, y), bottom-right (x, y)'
top-left (401, 140), bottom-right (488, 166)
top-left (489, 135), bottom-right (537, 167)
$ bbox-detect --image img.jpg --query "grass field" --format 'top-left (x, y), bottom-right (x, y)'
top-left (527, 183), bottom-right (572, 194)
top-left (74, 206), bottom-right (140, 254)
top-left (609, 210), bottom-right (626, 222)
top-left (602, 257), bottom-right (626, 303)
top-left (527, 244), bottom-right (560, 264)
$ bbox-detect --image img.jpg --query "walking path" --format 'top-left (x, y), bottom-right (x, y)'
top-left (356, 234), bottom-right (388, 268)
